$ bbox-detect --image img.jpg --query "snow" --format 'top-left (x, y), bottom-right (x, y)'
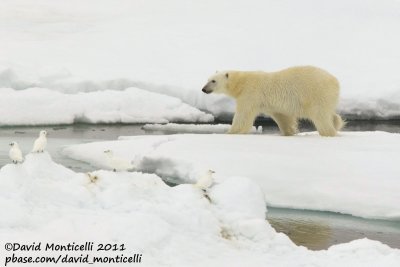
top-left (142, 123), bottom-right (262, 134)
top-left (1, 1), bottom-right (399, 264)
top-left (63, 131), bottom-right (400, 220)
top-left (339, 91), bottom-right (400, 119)
top-left (1, 152), bottom-right (399, 266)
top-left (1, 0), bottom-right (400, 122)
top-left (210, 176), bottom-right (267, 223)
top-left (0, 88), bottom-right (213, 125)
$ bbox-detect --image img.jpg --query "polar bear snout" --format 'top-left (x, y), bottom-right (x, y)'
top-left (202, 87), bottom-right (212, 94)
top-left (202, 84), bottom-right (213, 94)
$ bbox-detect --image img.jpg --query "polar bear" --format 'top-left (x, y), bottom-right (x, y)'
top-left (202, 66), bottom-right (344, 136)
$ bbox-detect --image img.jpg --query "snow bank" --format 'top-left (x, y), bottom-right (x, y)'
top-left (1, 152), bottom-right (399, 266)
top-left (63, 131), bottom-right (400, 220)
top-left (0, 88), bottom-right (213, 125)
top-left (1, 0), bottom-right (400, 120)
top-left (142, 123), bottom-right (262, 134)
top-left (339, 91), bottom-right (400, 119)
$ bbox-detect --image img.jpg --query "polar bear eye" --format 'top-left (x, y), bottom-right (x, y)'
top-left (211, 80), bottom-right (216, 83)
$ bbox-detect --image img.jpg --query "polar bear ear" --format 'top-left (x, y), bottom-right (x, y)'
top-left (225, 73), bottom-right (229, 78)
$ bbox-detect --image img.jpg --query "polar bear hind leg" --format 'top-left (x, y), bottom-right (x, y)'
top-left (271, 113), bottom-right (298, 136)
top-left (311, 113), bottom-right (338, 137)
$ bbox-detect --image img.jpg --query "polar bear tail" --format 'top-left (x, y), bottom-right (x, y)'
top-left (333, 114), bottom-right (346, 131)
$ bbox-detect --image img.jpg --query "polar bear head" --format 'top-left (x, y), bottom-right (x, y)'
top-left (202, 72), bottom-right (229, 94)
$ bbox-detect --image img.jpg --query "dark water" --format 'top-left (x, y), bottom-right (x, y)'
top-left (267, 208), bottom-right (400, 250)
top-left (0, 121), bottom-right (399, 250)
top-left (0, 124), bottom-right (149, 172)
top-left (254, 119), bottom-right (400, 134)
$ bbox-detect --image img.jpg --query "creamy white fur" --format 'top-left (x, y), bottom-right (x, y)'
top-left (202, 66), bottom-right (344, 136)
top-left (103, 150), bottom-right (134, 172)
top-left (32, 130), bottom-right (48, 152)
top-left (9, 142), bottom-right (23, 163)
top-left (195, 170), bottom-right (215, 190)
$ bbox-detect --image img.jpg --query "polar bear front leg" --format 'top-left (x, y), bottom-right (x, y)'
top-left (228, 104), bottom-right (258, 134)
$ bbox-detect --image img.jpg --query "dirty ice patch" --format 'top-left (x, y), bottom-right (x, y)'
top-left (141, 123), bottom-right (262, 134)
top-left (0, 87), bottom-right (213, 125)
top-left (63, 131), bottom-right (400, 220)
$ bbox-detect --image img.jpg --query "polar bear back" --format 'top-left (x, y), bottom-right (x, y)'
top-left (227, 66), bottom-right (340, 117)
